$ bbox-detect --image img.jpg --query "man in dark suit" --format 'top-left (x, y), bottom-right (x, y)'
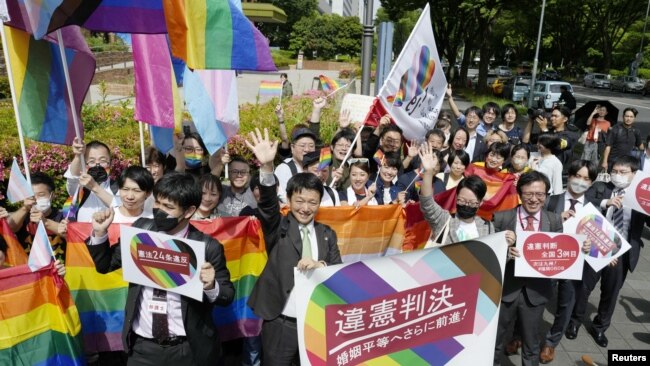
top-left (87, 172), bottom-right (234, 366)
top-left (245, 128), bottom-right (342, 365)
top-left (493, 171), bottom-right (563, 366)
top-left (567, 155), bottom-right (648, 348)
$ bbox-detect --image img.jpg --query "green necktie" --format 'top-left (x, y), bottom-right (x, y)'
top-left (301, 226), bottom-right (312, 260)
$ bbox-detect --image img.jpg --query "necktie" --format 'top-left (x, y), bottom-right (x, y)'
top-left (151, 289), bottom-right (169, 342)
top-left (301, 226), bottom-right (312, 260)
top-left (612, 190), bottom-right (626, 233)
top-left (568, 199), bottom-right (578, 211)
top-left (525, 215), bottom-right (535, 231)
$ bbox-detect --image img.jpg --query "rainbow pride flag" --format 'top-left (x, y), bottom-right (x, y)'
top-left (259, 80), bottom-right (283, 96)
top-left (66, 223), bottom-right (127, 352)
top-left (83, 0), bottom-right (167, 34)
top-left (163, 0), bottom-right (276, 71)
top-left (317, 147), bottom-right (332, 171)
top-left (319, 74), bottom-right (340, 92)
top-left (0, 263), bottom-right (83, 365)
top-left (5, 0), bottom-right (101, 39)
top-left (3, 23), bottom-right (95, 145)
top-left (7, 158), bottom-right (33, 203)
top-left (62, 186), bottom-right (84, 221)
top-left (0, 218), bottom-right (28, 266)
top-left (373, 149), bottom-right (385, 166)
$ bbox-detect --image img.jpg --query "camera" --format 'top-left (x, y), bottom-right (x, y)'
top-left (527, 108), bottom-right (551, 121)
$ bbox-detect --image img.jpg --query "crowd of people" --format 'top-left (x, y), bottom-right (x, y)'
top-left (1, 86), bottom-right (648, 366)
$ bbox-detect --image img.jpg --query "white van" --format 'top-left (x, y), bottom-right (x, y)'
top-left (532, 81), bottom-right (573, 110)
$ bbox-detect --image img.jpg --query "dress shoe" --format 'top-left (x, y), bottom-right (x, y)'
top-left (504, 339), bottom-right (521, 355)
top-left (540, 345), bottom-right (555, 364)
top-left (565, 324), bottom-right (579, 339)
top-left (591, 328), bottom-right (608, 347)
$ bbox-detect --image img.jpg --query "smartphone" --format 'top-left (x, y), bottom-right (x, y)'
top-left (183, 125), bottom-right (191, 136)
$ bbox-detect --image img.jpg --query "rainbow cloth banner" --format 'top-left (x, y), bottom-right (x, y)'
top-left (0, 263), bottom-right (83, 365)
top-left (296, 233), bottom-right (509, 366)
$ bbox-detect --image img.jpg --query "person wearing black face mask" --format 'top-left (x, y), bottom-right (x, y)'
top-left (417, 144), bottom-right (516, 247)
top-left (86, 172), bottom-right (234, 366)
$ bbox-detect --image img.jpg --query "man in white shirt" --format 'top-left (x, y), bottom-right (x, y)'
top-left (274, 128), bottom-right (317, 195)
top-left (87, 172), bottom-right (234, 365)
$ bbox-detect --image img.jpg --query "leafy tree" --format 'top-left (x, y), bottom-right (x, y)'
top-left (289, 14), bottom-right (362, 59)
top-left (257, 0), bottom-right (318, 49)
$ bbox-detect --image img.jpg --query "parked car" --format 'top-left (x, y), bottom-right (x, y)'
top-left (538, 70), bottom-right (561, 81)
top-left (583, 73), bottom-right (610, 88)
top-left (495, 66), bottom-right (512, 77)
top-left (532, 81), bottom-right (574, 110)
top-left (642, 80), bottom-right (650, 96)
top-left (467, 72), bottom-right (498, 89)
top-left (610, 76), bottom-right (644, 93)
top-left (503, 76), bottom-right (531, 102)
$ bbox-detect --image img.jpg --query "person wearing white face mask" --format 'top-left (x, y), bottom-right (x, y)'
top-left (567, 156), bottom-right (649, 350)
top-left (8, 172), bottom-right (67, 259)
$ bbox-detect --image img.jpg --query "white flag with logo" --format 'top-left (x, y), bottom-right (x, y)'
top-left (377, 3), bottom-right (447, 141)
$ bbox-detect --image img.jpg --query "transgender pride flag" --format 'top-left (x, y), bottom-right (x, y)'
top-left (6, 159), bottom-right (33, 203)
top-left (28, 221), bottom-right (55, 271)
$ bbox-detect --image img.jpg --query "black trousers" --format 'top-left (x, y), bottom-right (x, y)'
top-left (261, 317), bottom-right (299, 366)
top-left (570, 260), bottom-right (625, 333)
top-left (127, 337), bottom-right (196, 366)
top-left (544, 279), bottom-right (579, 347)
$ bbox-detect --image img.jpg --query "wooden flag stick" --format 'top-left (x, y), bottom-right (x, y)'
top-left (329, 124), bottom-right (364, 188)
top-left (139, 121), bottom-right (146, 165)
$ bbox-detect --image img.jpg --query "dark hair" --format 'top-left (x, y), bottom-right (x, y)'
top-left (0, 235), bottom-right (7, 256)
top-left (432, 149), bottom-right (447, 172)
top-left (182, 132), bottom-right (208, 155)
top-left (382, 155), bottom-right (401, 169)
top-left (229, 155), bottom-right (250, 167)
top-left (350, 161), bottom-right (371, 175)
top-left (569, 160), bottom-right (598, 181)
top-left (144, 146), bottom-right (165, 166)
top-left (379, 124), bottom-right (403, 139)
top-left (613, 155), bottom-right (640, 172)
top-left (451, 127), bottom-right (470, 147)
top-left (623, 107), bottom-right (638, 117)
top-left (425, 129), bottom-right (445, 142)
top-left (286, 172), bottom-right (324, 200)
top-left (482, 102), bottom-right (500, 117)
top-left (456, 175), bottom-right (488, 201)
top-left (438, 111), bottom-right (453, 123)
top-left (510, 144), bottom-right (530, 159)
top-left (485, 142), bottom-right (511, 160)
top-left (248, 172), bottom-right (279, 191)
top-left (85, 140), bottom-right (111, 160)
top-left (30, 172), bottom-right (55, 193)
top-left (280, 73), bottom-right (288, 79)
top-left (560, 85), bottom-right (568, 92)
top-left (553, 105), bottom-right (571, 119)
top-left (199, 174), bottom-right (223, 196)
top-left (118, 166), bottom-right (155, 193)
top-left (331, 129), bottom-right (355, 147)
top-left (153, 171), bottom-right (201, 210)
top-left (537, 133), bottom-right (560, 153)
top-left (501, 103), bottom-right (518, 119)
top-left (517, 171), bottom-right (550, 196)
top-left (447, 149), bottom-right (470, 168)
top-left (646, 134), bottom-right (650, 145)
top-left (465, 106), bottom-right (483, 120)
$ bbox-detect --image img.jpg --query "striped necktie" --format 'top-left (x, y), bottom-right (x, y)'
top-left (612, 189), bottom-right (625, 233)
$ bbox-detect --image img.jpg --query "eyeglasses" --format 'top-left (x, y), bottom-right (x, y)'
top-left (334, 143), bottom-right (351, 150)
top-left (611, 170), bottom-right (632, 175)
top-left (521, 192), bottom-right (547, 199)
top-left (87, 159), bottom-right (110, 167)
top-left (183, 146), bottom-right (204, 153)
top-left (347, 158), bottom-right (369, 165)
top-left (294, 143), bottom-right (316, 150)
top-left (382, 137), bottom-right (401, 146)
top-left (456, 198), bottom-right (480, 208)
top-left (229, 169), bottom-right (250, 176)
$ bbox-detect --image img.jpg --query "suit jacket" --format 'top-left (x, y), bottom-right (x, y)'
top-left (87, 219), bottom-right (234, 366)
top-left (493, 207), bottom-right (563, 306)
top-left (419, 194), bottom-right (494, 245)
top-left (587, 181), bottom-right (646, 272)
top-left (471, 134), bottom-right (488, 163)
top-left (248, 184), bottom-right (342, 320)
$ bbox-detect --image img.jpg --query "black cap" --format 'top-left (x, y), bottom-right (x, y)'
top-left (291, 127), bottom-right (317, 143)
top-left (302, 149), bottom-right (321, 169)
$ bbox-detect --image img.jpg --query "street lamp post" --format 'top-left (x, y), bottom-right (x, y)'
top-left (360, 0), bottom-right (374, 95)
top-left (528, 0), bottom-right (547, 108)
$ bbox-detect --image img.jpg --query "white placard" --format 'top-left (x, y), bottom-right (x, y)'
top-left (563, 203), bottom-right (630, 272)
top-left (514, 231), bottom-right (586, 280)
top-left (120, 225), bottom-right (205, 301)
top-left (622, 171), bottom-right (650, 215)
top-left (340, 93), bottom-right (375, 124)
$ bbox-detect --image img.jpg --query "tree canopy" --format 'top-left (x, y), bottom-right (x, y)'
top-left (289, 14), bottom-right (363, 59)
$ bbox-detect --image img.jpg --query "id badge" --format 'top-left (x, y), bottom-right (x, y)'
top-left (147, 299), bottom-right (168, 314)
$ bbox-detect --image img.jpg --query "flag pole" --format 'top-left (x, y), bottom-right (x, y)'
top-left (325, 78), bottom-right (356, 99)
top-left (56, 29), bottom-right (86, 168)
top-left (139, 121), bottom-right (146, 165)
top-left (0, 22), bottom-right (31, 185)
top-left (329, 125), bottom-right (364, 188)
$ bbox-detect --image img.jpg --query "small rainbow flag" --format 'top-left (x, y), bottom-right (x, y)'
top-left (373, 149), bottom-right (385, 166)
top-left (259, 81), bottom-right (283, 96)
top-left (317, 147), bottom-right (332, 171)
top-left (28, 221), bottom-right (55, 271)
top-left (414, 180), bottom-right (422, 193)
top-left (416, 167), bottom-right (425, 178)
top-left (7, 159), bottom-right (33, 203)
top-left (319, 74), bottom-right (340, 92)
top-left (62, 187), bottom-right (84, 221)
top-left (163, 0), bottom-right (276, 71)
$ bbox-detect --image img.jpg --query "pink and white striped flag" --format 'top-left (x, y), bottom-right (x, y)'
top-left (28, 221), bottom-right (55, 271)
top-left (7, 158), bottom-right (33, 203)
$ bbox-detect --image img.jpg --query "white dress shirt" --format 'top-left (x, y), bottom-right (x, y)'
top-left (282, 221), bottom-right (318, 318)
top-left (466, 133), bottom-right (477, 161)
top-left (64, 167), bottom-right (116, 223)
top-left (564, 193), bottom-right (585, 212)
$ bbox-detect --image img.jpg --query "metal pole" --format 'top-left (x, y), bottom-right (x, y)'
top-left (528, 0), bottom-right (546, 108)
top-left (360, 0), bottom-right (374, 95)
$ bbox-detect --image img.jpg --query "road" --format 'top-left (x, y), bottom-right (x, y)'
top-left (572, 85), bottom-right (650, 137)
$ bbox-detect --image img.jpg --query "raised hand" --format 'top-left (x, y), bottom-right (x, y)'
top-left (91, 208), bottom-right (114, 238)
top-left (245, 128), bottom-right (278, 169)
top-left (274, 104), bottom-right (284, 121)
top-left (406, 142), bottom-right (419, 158)
top-left (72, 137), bottom-right (85, 157)
top-left (313, 96), bottom-right (327, 110)
top-left (418, 144), bottom-right (439, 174)
top-left (339, 109), bottom-right (352, 129)
top-left (446, 84), bottom-right (452, 98)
